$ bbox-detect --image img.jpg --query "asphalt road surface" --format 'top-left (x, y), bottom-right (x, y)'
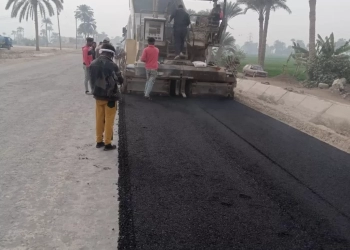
top-left (1, 54), bottom-right (350, 250)
top-left (119, 95), bottom-right (350, 249)
top-left (0, 54), bottom-right (119, 249)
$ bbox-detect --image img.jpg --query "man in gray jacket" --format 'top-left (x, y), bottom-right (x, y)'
top-left (169, 5), bottom-right (191, 59)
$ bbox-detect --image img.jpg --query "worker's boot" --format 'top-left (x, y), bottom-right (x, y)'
top-left (174, 55), bottom-right (180, 60)
top-left (180, 52), bottom-right (185, 57)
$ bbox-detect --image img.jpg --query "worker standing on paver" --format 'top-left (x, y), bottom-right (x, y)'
top-left (82, 37), bottom-right (94, 94)
top-left (141, 37), bottom-right (159, 100)
top-left (89, 43), bottom-right (124, 151)
top-left (169, 5), bottom-right (191, 60)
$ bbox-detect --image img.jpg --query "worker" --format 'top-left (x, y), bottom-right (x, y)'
top-left (89, 43), bottom-right (124, 151)
top-left (169, 4), bottom-right (191, 59)
top-left (82, 37), bottom-right (94, 94)
top-left (89, 41), bottom-right (97, 60)
top-left (141, 37), bottom-right (159, 100)
top-left (210, 4), bottom-right (222, 26)
top-left (96, 37), bottom-right (110, 58)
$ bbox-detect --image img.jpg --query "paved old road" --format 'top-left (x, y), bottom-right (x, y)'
top-left (1, 53), bottom-right (350, 249)
top-left (0, 54), bottom-right (119, 249)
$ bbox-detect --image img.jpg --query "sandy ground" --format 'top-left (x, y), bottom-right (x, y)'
top-left (0, 54), bottom-right (119, 249)
top-left (0, 46), bottom-right (79, 65)
top-left (242, 75), bottom-right (350, 105)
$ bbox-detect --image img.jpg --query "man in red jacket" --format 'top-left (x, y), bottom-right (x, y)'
top-left (141, 37), bottom-right (159, 100)
top-left (82, 37), bottom-right (94, 94)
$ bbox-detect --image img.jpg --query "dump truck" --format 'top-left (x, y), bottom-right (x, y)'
top-left (119, 0), bottom-right (237, 98)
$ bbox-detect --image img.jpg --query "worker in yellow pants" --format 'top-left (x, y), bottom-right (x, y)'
top-left (95, 100), bottom-right (117, 149)
top-left (89, 43), bottom-right (124, 151)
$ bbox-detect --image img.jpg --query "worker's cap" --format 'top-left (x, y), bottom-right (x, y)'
top-left (103, 37), bottom-right (110, 43)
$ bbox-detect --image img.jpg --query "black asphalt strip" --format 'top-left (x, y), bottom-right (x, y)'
top-left (118, 95), bottom-right (350, 250)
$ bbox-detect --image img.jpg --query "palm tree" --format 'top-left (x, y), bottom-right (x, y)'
top-left (238, 0), bottom-right (266, 65)
top-left (56, 8), bottom-right (62, 50)
top-left (261, 0), bottom-right (291, 66)
top-left (5, 0), bottom-right (64, 51)
top-left (309, 0), bottom-right (316, 60)
top-left (77, 20), bottom-right (97, 38)
top-left (47, 26), bottom-right (53, 43)
top-left (16, 26), bottom-right (24, 44)
top-left (75, 5), bottom-right (96, 38)
top-left (75, 4), bottom-right (94, 22)
top-left (42, 17), bottom-right (53, 46)
top-left (11, 30), bottom-right (16, 40)
top-left (40, 29), bottom-right (46, 37)
top-left (212, 2), bottom-right (242, 62)
top-left (223, 1), bottom-right (243, 20)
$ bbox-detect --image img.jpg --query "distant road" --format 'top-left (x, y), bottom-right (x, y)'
top-left (0, 54), bottom-right (119, 249)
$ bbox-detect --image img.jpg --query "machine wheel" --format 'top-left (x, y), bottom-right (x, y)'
top-left (185, 81), bottom-right (192, 98)
top-left (170, 80), bottom-right (176, 96)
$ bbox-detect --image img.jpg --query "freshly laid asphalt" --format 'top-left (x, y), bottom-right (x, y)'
top-left (118, 95), bottom-right (350, 250)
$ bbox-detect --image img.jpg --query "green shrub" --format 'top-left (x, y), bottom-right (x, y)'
top-left (307, 55), bottom-right (350, 84)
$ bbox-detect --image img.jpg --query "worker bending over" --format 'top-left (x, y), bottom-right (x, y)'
top-left (90, 43), bottom-right (124, 151)
top-left (169, 5), bottom-right (191, 59)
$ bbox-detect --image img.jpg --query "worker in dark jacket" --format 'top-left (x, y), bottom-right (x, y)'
top-left (169, 5), bottom-right (191, 59)
top-left (90, 43), bottom-right (124, 151)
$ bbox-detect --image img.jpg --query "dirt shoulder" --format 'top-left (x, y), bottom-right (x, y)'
top-left (0, 46), bottom-right (80, 65)
top-left (242, 74), bottom-right (350, 105)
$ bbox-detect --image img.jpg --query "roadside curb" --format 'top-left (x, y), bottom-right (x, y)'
top-left (236, 79), bottom-right (350, 135)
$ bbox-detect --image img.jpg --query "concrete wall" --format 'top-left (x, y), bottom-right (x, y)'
top-left (236, 79), bottom-right (350, 135)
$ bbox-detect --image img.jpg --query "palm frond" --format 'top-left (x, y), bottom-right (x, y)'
top-left (42, 0), bottom-right (55, 16)
top-left (19, 1), bottom-right (29, 22)
top-left (270, 0), bottom-right (291, 14)
top-left (39, 2), bottom-right (47, 19)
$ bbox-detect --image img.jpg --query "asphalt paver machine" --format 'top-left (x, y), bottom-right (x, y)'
top-left (120, 0), bottom-right (237, 98)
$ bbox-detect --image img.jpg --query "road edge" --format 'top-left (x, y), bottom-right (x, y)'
top-left (117, 96), bottom-right (136, 250)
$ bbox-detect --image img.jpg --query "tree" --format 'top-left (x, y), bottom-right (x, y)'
top-left (51, 32), bottom-right (59, 43)
top-left (291, 39), bottom-right (307, 49)
top-left (75, 5), bottom-right (96, 38)
top-left (309, 0), bottom-right (316, 60)
top-left (56, 8), bottom-right (62, 50)
top-left (2, 32), bottom-right (6, 36)
top-left (335, 38), bottom-right (348, 50)
top-left (316, 33), bottom-right (350, 58)
top-left (241, 41), bottom-right (259, 54)
top-left (11, 30), bottom-right (16, 40)
top-left (16, 26), bottom-right (24, 44)
top-left (273, 40), bottom-right (287, 55)
top-left (217, 32), bottom-right (236, 58)
top-left (47, 26), bottom-right (53, 42)
top-left (5, 0), bottom-right (63, 51)
top-left (238, 0), bottom-right (266, 65)
top-left (215, 2), bottom-right (243, 61)
top-left (224, 1), bottom-right (243, 20)
top-left (261, 0), bottom-right (291, 66)
top-left (42, 18), bottom-right (53, 46)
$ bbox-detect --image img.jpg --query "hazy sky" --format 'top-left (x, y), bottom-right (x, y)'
top-left (0, 0), bottom-right (349, 46)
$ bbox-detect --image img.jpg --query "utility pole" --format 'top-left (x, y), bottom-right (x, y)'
top-left (57, 9), bottom-right (62, 50)
top-left (75, 17), bottom-right (78, 49)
